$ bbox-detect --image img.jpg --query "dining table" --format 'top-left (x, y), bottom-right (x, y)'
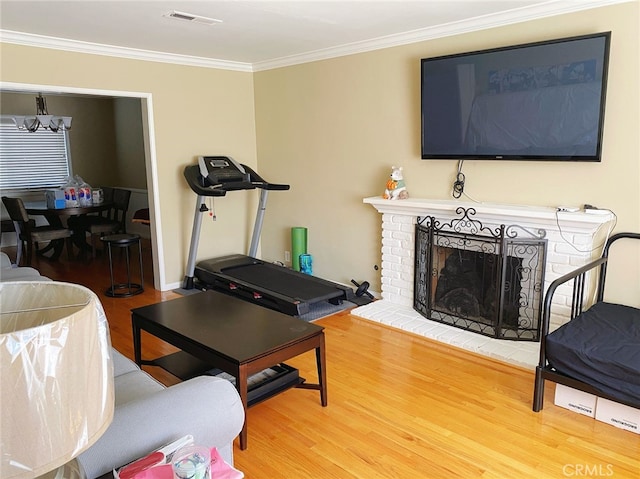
top-left (25, 201), bottom-right (114, 256)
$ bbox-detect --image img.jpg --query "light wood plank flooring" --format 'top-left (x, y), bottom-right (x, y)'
top-left (10, 244), bottom-right (640, 478)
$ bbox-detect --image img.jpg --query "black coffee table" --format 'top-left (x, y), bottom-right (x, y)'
top-left (131, 291), bottom-right (327, 450)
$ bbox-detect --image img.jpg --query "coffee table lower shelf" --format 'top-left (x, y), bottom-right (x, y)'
top-left (145, 351), bottom-right (304, 407)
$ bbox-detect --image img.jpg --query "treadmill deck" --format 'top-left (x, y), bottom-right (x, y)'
top-left (195, 254), bottom-right (350, 316)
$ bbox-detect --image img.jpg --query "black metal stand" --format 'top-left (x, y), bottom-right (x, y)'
top-left (102, 233), bottom-right (144, 297)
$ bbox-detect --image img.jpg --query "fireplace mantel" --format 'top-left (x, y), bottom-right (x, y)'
top-left (363, 196), bottom-right (614, 232)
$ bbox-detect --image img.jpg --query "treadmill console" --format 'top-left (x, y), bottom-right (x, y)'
top-left (198, 156), bottom-right (250, 185)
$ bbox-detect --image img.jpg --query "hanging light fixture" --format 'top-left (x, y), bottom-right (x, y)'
top-left (12, 93), bottom-right (72, 133)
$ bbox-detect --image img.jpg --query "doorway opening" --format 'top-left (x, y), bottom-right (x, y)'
top-left (0, 81), bottom-right (164, 290)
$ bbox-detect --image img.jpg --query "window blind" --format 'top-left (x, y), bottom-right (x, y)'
top-left (0, 118), bottom-right (71, 190)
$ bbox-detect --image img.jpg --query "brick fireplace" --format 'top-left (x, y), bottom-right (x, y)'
top-left (352, 197), bottom-right (615, 368)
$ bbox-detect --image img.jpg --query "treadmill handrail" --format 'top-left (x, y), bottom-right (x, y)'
top-left (256, 182), bottom-right (289, 191)
top-left (240, 164), bottom-right (290, 191)
top-left (183, 165), bottom-right (229, 196)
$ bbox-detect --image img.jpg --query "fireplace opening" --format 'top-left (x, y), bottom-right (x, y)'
top-left (433, 247), bottom-right (522, 329)
top-left (414, 208), bottom-right (547, 341)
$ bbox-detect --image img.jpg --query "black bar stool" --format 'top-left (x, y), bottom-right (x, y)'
top-left (101, 233), bottom-right (144, 297)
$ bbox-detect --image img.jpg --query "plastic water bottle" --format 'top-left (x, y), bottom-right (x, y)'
top-left (300, 254), bottom-right (313, 275)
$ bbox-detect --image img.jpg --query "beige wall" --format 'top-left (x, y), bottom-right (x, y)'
top-left (114, 98), bottom-right (147, 190)
top-left (0, 44), bottom-right (257, 287)
top-left (1, 2), bottom-right (638, 305)
top-left (254, 2), bottom-right (640, 306)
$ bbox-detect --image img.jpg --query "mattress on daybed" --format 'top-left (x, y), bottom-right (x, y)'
top-left (546, 301), bottom-right (640, 408)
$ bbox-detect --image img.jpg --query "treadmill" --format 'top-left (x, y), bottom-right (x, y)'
top-left (183, 156), bottom-right (351, 316)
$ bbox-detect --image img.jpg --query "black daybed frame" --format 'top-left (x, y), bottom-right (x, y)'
top-left (533, 232), bottom-right (640, 412)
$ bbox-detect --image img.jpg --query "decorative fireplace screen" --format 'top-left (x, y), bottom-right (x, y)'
top-left (414, 207), bottom-right (547, 341)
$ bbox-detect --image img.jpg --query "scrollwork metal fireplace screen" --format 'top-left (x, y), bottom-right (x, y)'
top-left (413, 208), bottom-right (547, 341)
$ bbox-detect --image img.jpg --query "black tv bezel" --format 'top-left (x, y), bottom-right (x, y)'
top-left (420, 32), bottom-right (612, 162)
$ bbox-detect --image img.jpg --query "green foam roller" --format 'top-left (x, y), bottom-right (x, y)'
top-left (291, 227), bottom-right (308, 271)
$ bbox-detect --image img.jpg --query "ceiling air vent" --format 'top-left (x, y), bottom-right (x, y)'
top-left (163, 10), bottom-right (222, 25)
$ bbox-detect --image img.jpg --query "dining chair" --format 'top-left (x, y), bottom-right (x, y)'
top-left (71, 188), bottom-right (132, 258)
top-left (94, 186), bottom-right (114, 218)
top-left (1, 196), bottom-right (73, 266)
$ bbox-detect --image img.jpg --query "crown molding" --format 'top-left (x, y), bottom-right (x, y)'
top-left (252, 0), bottom-right (632, 71)
top-left (0, 0), bottom-right (631, 73)
top-left (0, 30), bottom-right (253, 72)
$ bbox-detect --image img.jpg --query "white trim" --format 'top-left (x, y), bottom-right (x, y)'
top-left (0, 81), bottom-right (168, 292)
top-left (363, 196), bottom-right (615, 233)
top-left (0, 30), bottom-right (253, 73)
top-left (0, 81), bottom-right (150, 99)
top-left (0, 0), bottom-right (632, 72)
top-left (139, 95), bottom-right (167, 290)
top-left (254, 0), bottom-right (632, 71)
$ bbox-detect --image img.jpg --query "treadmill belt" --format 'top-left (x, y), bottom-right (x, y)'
top-left (223, 263), bottom-right (342, 302)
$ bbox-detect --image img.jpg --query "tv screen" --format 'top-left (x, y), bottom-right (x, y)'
top-left (421, 32), bottom-right (611, 161)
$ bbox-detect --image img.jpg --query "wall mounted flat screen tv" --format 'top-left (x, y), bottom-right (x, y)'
top-left (421, 32), bottom-right (611, 161)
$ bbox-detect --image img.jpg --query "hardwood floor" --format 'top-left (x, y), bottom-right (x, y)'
top-left (8, 244), bottom-right (639, 478)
